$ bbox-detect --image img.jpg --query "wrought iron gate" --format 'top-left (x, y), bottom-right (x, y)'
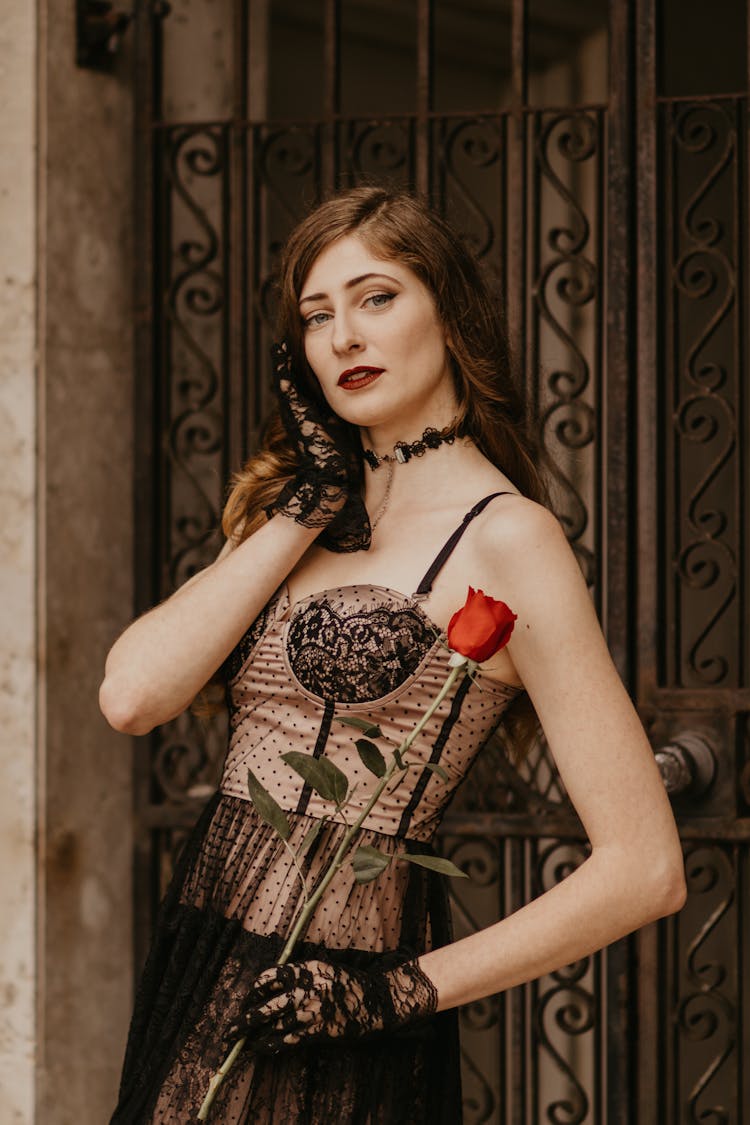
top-left (131, 1), bottom-right (749, 1120)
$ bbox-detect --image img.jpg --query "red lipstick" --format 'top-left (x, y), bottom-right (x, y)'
top-left (337, 366), bottom-right (384, 390)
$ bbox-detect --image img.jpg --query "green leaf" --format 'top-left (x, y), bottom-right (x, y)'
top-left (424, 762), bottom-right (449, 783)
top-left (356, 739), bottom-right (387, 778)
top-left (336, 716), bottom-right (383, 739)
top-left (297, 817), bottom-right (326, 859)
top-left (246, 768), bottom-right (290, 840)
top-left (352, 845), bottom-right (392, 884)
top-left (282, 751), bottom-right (349, 806)
top-left (393, 747), bottom-right (407, 771)
top-left (400, 853), bottom-right (469, 879)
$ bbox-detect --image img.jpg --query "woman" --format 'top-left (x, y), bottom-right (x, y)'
top-left (102, 187), bottom-right (686, 1123)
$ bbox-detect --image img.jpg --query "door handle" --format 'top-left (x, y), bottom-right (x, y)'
top-left (653, 732), bottom-right (716, 797)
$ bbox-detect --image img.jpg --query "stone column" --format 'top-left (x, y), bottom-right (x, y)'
top-left (36, 2), bottom-right (136, 1119)
top-left (0, 1), bottom-right (38, 1120)
top-left (0, 0), bottom-right (137, 1119)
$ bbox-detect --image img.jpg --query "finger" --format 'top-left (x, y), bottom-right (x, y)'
top-left (243, 1007), bottom-right (315, 1053)
top-left (249, 989), bottom-right (323, 1038)
top-left (253, 1010), bottom-right (319, 1053)
top-left (248, 965), bottom-right (297, 1003)
top-left (239, 994), bottom-right (299, 1039)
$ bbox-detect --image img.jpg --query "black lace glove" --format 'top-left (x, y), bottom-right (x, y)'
top-left (265, 341), bottom-right (371, 553)
top-left (228, 957), bottom-right (439, 1053)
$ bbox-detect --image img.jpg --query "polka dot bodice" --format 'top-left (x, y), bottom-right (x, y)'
top-left (220, 582), bottom-right (521, 844)
top-left (117, 494), bottom-right (523, 1123)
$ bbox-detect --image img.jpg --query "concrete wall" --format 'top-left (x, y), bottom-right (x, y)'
top-left (1, 0), bottom-right (137, 1120)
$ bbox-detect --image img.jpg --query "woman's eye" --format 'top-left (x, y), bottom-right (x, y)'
top-left (365, 292), bottom-right (395, 310)
top-left (303, 311), bottom-right (331, 329)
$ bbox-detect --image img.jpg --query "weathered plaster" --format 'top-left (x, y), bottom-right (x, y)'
top-left (0, 0), bottom-right (38, 1119)
top-left (35, 1), bottom-right (136, 1120)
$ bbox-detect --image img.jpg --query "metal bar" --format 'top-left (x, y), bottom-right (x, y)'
top-left (441, 812), bottom-right (586, 838)
top-left (511, 838), bottom-right (525, 1125)
top-left (604, 8), bottom-right (636, 1116)
top-left (635, 0), bottom-right (659, 705)
top-left (602, 0), bottom-right (634, 683)
top-left (666, 910), bottom-right (678, 1122)
top-left (665, 96), bottom-right (678, 690)
top-left (323, 0), bottom-right (340, 191)
top-left (636, 923), bottom-right (659, 1125)
top-left (415, 0), bottom-right (434, 196)
top-left (732, 94), bottom-right (744, 690)
top-left (147, 104), bottom-right (614, 133)
top-left (527, 109), bottom-right (539, 422)
top-left (596, 944), bottom-right (607, 1125)
top-left (506, 0), bottom-right (528, 405)
top-left (245, 3), bottom-right (270, 452)
top-left (132, 0), bottom-right (161, 971)
top-left (741, 844), bottom-right (750, 1122)
top-left (511, 0), bottom-right (528, 121)
top-left (655, 89), bottom-right (750, 102)
top-left (227, 1), bottom-right (249, 480)
top-left (247, 0), bottom-right (270, 123)
top-left (744, 99), bottom-right (750, 690)
top-left (641, 686), bottom-right (750, 711)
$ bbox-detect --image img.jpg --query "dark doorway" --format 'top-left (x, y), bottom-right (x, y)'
top-left (132, 2), bottom-right (749, 1119)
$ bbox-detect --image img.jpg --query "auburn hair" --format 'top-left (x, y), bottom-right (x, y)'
top-left (218, 187), bottom-right (550, 761)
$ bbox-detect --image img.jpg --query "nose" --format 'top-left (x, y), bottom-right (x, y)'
top-left (330, 307), bottom-right (363, 356)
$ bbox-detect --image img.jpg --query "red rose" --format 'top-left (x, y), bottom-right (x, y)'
top-left (447, 587), bottom-right (517, 663)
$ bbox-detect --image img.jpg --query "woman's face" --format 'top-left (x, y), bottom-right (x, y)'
top-left (298, 234), bottom-right (456, 431)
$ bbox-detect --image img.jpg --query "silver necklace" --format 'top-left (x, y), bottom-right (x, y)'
top-left (364, 421), bottom-right (458, 530)
top-left (369, 460), bottom-right (395, 531)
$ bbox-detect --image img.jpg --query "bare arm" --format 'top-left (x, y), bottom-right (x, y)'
top-left (419, 502), bottom-right (686, 1009)
top-left (99, 515), bottom-right (319, 736)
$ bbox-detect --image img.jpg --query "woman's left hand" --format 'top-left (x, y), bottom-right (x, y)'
top-left (228, 957), bottom-right (438, 1052)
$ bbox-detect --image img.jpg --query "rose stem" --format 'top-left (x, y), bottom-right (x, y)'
top-left (197, 662), bottom-right (465, 1120)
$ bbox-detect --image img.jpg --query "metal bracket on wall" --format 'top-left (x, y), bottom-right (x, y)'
top-left (75, 1), bottom-right (132, 69)
top-left (76, 2), bottom-right (170, 70)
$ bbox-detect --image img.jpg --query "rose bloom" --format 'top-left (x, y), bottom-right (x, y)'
top-left (447, 587), bottom-right (517, 663)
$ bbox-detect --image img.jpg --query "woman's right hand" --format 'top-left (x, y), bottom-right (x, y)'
top-left (265, 341), bottom-right (371, 553)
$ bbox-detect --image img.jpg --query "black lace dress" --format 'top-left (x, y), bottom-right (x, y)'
top-left (111, 493), bottom-right (521, 1124)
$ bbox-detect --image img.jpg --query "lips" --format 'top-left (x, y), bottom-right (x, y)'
top-left (337, 366), bottom-right (384, 389)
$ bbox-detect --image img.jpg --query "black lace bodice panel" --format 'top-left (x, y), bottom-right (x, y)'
top-left (286, 596), bottom-right (437, 704)
top-left (221, 598), bottom-right (276, 683)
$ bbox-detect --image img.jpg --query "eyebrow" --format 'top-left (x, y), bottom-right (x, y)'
top-left (299, 272), bottom-right (400, 307)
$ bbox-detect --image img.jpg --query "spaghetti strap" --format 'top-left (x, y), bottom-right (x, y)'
top-left (414, 491), bottom-right (514, 597)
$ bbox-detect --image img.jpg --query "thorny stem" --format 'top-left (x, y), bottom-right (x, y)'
top-left (197, 662), bottom-right (466, 1120)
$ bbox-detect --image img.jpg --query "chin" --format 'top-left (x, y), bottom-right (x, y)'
top-left (327, 393), bottom-right (391, 427)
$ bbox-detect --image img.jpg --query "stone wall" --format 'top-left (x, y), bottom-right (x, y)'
top-left (1, 0), bottom-right (137, 1119)
top-left (0, 0), bottom-right (38, 1119)
top-left (37, 2), bottom-right (136, 1119)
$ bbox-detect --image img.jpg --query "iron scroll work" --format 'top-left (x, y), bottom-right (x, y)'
top-left (139, 95), bottom-right (750, 1122)
top-left (650, 95), bottom-right (749, 1125)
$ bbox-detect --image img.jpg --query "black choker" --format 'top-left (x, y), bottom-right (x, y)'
top-left (363, 424), bottom-right (457, 470)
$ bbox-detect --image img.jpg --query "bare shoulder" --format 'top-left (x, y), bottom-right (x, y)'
top-left (465, 493), bottom-right (591, 622)
top-left (476, 495), bottom-right (572, 569)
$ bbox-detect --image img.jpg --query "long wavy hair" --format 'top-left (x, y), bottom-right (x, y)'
top-left (217, 187), bottom-right (550, 760)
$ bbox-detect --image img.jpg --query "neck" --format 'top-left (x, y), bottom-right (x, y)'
top-left (361, 429), bottom-right (488, 529)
